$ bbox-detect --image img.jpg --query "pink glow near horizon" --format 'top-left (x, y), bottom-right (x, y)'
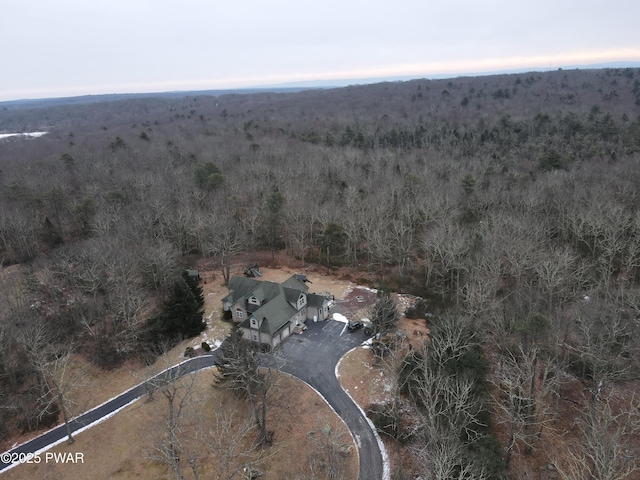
top-left (2, 49), bottom-right (639, 102)
top-left (3, 1), bottom-right (638, 102)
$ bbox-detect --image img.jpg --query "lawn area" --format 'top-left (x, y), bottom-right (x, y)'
top-left (4, 369), bottom-right (358, 480)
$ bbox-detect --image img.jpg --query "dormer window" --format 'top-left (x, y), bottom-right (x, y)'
top-left (235, 308), bottom-right (244, 319)
top-left (248, 295), bottom-right (261, 306)
top-left (251, 318), bottom-right (258, 328)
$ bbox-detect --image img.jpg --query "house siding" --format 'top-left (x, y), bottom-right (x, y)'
top-left (234, 306), bottom-right (247, 321)
top-left (225, 275), bottom-right (319, 346)
top-left (306, 298), bottom-right (330, 321)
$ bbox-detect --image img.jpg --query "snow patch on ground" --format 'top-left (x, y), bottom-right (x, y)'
top-left (359, 286), bottom-right (378, 294)
top-left (190, 313), bottom-right (226, 352)
top-left (0, 132), bottom-right (48, 139)
top-left (343, 285), bottom-right (379, 297)
top-left (342, 284), bottom-right (378, 298)
top-left (187, 328), bottom-right (214, 354)
top-left (396, 293), bottom-right (418, 314)
top-left (332, 312), bottom-right (349, 323)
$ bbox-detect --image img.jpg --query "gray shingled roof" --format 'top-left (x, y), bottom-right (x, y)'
top-left (226, 275), bottom-right (311, 338)
top-left (280, 275), bottom-right (309, 293)
top-left (283, 287), bottom-right (302, 305)
top-left (223, 276), bottom-right (261, 305)
top-left (224, 276), bottom-right (282, 310)
top-left (253, 295), bottom-right (296, 334)
top-left (307, 293), bottom-right (329, 308)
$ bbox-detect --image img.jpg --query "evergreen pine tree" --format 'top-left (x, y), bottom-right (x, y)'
top-left (151, 277), bottom-right (206, 347)
top-left (182, 271), bottom-right (205, 310)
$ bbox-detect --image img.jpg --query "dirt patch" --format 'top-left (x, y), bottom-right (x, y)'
top-left (394, 316), bottom-right (429, 351)
top-left (337, 347), bottom-right (394, 408)
top-left (337, 286), bottom-right (379, 321)
top-left (196, 250), bottom-right (368, 298)
top-left (337, 345), bottom-right (403, 477)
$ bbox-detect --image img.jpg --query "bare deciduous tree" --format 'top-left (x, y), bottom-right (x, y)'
top-left (147, 372), bottom-right (199, 480)
top-left (492, 345), bottom-right (560, 468)
top-left (204, 406), bottom-right (264, 480)
top-left (304, 425), bottom-right (352, 480)
top-left (533, 246), bottom-right (580, 310)
top-left (402, 316), bottom-right (496, 479)
top-left (21, 326), bottom-right (87, 444)
top-left (138, 241), bottom-right (181, 292)
top-left (422, 222), bottom-right (470, 304)
top-left (285, 209), bottom-right (314, 268)
top-left (572, 301), bottom-right (634, 407)
top-left (207, 220), bottom-right (243, 286)
top-left (412, 435), bottom-right (491, 480)
top-left (214, 329), bottom-right (282, 445)
top-left (369, 290), bottom-right (399, 337)
top-left (553, 392), bottom-right (640, 480)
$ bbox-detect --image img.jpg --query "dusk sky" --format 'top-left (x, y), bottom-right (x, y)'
top-left (2, 0), bottom-right (639, 102)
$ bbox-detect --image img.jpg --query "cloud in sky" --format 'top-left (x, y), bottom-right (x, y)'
top-left (2, 0), bottom-right (639, 101)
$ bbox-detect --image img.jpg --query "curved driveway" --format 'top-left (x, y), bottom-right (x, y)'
top-left (0, 354), bottom-right (218, 474)
top-left (1, 322), bottom-right (384, 480)
top-left (274, 320), bottom-right (384, 480)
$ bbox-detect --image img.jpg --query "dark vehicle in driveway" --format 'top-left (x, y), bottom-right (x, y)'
top-left (347, 321), bottom-right (364, 332)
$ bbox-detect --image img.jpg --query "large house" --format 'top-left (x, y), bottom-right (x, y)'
top-left (222, 275), bottom-right (331, 347)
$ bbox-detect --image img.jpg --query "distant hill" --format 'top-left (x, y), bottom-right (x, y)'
top-left (0, 87), bottom-right (316, 110)
top-left (3, 61), bottom-right (639, 110)
top-left (257, 61), bottom-right (640, 89)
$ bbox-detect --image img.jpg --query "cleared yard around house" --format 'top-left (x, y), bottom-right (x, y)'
top-left (2, 255), bottom-right (393, 479)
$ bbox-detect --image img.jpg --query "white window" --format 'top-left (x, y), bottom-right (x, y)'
top-left (235, 309), bottom-right (244, 319)
top-left (251, 318), bottom-right (258, 328)
top-left (298, 294), bottom-right (307, 309)
top-left (252, 334), bottom-right (258, 342)
top-left (249, 296), bottom-right (260, 306)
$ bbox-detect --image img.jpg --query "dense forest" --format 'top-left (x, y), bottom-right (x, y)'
top-left (2, 67), bottom-right (640, 478)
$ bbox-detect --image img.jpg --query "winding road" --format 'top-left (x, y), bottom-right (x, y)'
top-left (278, 319), bottom-right (386, 480)
top-left (0, 320), bottom-right (385, 479)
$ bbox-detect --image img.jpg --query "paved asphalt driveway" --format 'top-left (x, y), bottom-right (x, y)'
top-left (2, 320), bottom-right (384, 480)
top-left (0, 354), bottom-right (218, 473)
top-left (275, 319), bottom-right (385, 480)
